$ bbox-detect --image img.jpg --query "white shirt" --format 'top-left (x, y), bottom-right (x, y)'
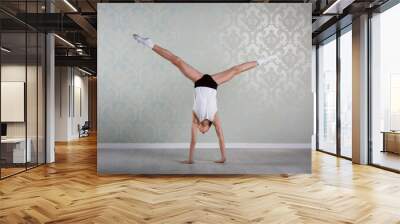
top-left (193, 87), bottom-right (218, 122)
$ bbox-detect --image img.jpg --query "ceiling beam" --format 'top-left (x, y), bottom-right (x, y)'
top-left (67, 13), bottom-right (97, 46)
top-left (55, 55), bottom-right (96, 69)
top-left (322, 0), bottom-right (355, 14)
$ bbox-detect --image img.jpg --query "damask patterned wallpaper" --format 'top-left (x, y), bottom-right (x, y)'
top-left (98, 3), bottom-right (312, 144)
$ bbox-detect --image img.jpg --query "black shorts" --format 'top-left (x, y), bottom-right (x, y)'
top-left (194, 74), bottom-right (218, 90)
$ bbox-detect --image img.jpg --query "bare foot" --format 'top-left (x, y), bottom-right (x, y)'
top-left (214, 158), bottom-right (226, 163)
top-left (181, 160), bottom-right (194, 164)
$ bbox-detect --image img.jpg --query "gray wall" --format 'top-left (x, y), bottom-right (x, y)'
top-left (98, 3), bottom-right (312, 144)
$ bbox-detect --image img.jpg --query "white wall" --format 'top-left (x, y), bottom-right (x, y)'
top-left (1, 65), bottom-right (41, 138)
top-left (55, 67), bottom-right (69, 141)
top-left (55, 67), bottom-right (89, 141)
top-left (71, 73), bottom-right (89, 138)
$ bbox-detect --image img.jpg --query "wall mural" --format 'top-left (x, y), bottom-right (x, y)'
top-left (98, 3), bottom-right (312, 174)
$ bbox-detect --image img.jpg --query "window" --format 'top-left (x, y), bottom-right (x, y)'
top-left (318, 36), bottom-right (337, 154)
top-left (340, 28), bottom-right (352, 158)
top-left (371, 3), bottom-right (400, 171)
top-left (0, 1), bottom-right (47, 179)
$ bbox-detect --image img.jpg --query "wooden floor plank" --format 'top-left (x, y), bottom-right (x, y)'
top-left (0, 135), bottom-right (400, 223)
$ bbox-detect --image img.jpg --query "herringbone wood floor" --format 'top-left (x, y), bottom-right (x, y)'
top-left (1, 135), bottom-right (400, 224)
